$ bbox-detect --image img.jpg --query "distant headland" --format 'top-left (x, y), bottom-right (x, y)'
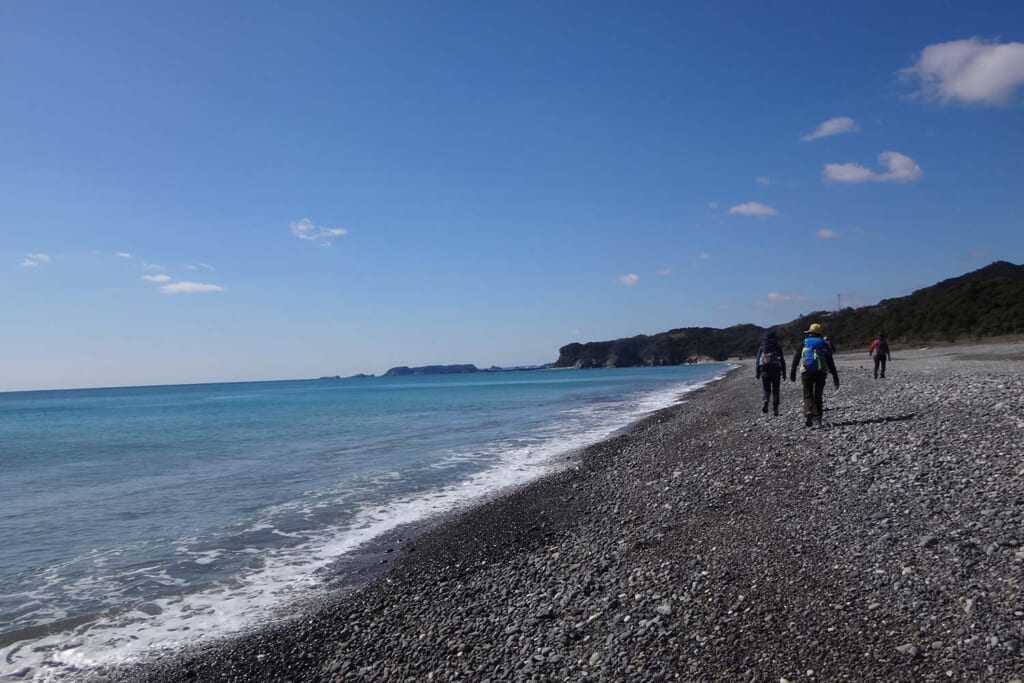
top-left (383, 364), bottom-right (554, 377)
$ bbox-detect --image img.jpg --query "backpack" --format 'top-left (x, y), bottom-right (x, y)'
top-left (872, 338), bottom-right (888, 358)
top-left (759, 341), bottom-right (782, 370)
top-left (800, 336), bottom-right (828, 373)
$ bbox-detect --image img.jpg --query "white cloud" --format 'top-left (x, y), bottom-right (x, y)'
top-left (116, 252), bottom-right (133, 258)
top-left (823, 151), bottom-right (923, 184)
top-left (616, 274), bottom-right (640, 286)
top-left (184, 262), bottom-right (214, 271)
top-left (801, 116), bottom-right (858, 141)
top-left (728, 202), bottom-right (780, 217)
top-left (698, 251), bottom-right (712, 260)
top-left (290, 218), bottom-right (348, 246)
top-left (816, 228), bottom-right (842, 239)
top-left (757, 291), bottom-right (807, 308)
top-left (902, 38), bottom-right (1024, 105)
top-left (656, 268), bottom-right (672, 276)
top-left (823, 163), bottom-right (876, 184)
top-left (20, 253), bottom-right (51, 267)
top-left (755, 176), bottom-right (775, 186)
top-left (142, 262), bottom-right (166, 271)
top-left (707, 202), bottom-right (719, 210)
top-left (142, 274), bottom-right (172, 283)
top-left (160, 281), bottom-right (225, 294)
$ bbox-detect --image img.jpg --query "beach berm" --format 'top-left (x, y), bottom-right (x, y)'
top-left (119, 342), bottom-right (1024, 682)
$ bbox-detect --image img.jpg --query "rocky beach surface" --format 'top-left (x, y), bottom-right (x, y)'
top-left (114, 342), bottom-right (1023, 682)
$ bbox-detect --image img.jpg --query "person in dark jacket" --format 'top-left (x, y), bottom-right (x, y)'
top-left (868, 332), bottom-right (891, 379)
top-left (789, 323), bottom-right (839, 427)
top-left (755, 331), bottom-right (787, 416)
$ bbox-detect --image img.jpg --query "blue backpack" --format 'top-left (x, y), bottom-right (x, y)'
top-left (800, 336), bottom-right (828, 373)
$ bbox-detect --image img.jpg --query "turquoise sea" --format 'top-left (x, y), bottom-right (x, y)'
top-left (0, 365), bottom-right (728, 680)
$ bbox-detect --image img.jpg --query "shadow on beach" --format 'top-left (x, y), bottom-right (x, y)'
top-left (831, 413), bottom-right (916, 427)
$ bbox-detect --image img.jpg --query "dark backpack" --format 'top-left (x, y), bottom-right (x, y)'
top-left (759, 342), bottom-right (782, 370)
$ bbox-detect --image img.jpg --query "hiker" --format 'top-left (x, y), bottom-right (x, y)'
top-left (789, 322), bottom-right (839, 427)
top-left (868, 331), bottom-right (891, 379)
top-left (755, 331), bottom-right (786, 416)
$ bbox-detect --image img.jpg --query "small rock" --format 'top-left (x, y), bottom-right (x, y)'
top-left (918, 535), bottom-right (938, 548)
top-left (895, 643), bottom-right (920, 657)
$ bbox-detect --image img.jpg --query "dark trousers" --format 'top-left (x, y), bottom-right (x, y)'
top-left (760, 372), bottom-right (781, 407)
top-left (801, 372), bottom-right (827, 418)
top-left (873, 356), bottom-right (887, 378)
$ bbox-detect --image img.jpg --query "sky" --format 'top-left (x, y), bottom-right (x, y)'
top-left (3, 1), bottom-right (1023, 390)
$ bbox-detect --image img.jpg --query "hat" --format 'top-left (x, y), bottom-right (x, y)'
top-left (805, 322), bottom-right (823, 335)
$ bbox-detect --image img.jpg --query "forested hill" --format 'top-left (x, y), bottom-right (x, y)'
top-left (554, 261), bottom-right (1024, 368)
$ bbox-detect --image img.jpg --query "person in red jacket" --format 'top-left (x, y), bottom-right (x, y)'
top-left (868, 332), bottom-right (891, 379)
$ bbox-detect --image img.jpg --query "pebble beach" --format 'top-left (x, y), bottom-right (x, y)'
top-left (115, 342), bottom-right (1024, 682)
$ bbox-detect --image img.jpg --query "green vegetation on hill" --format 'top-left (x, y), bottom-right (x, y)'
top-left (555, 261), bottom-right (1024, 367)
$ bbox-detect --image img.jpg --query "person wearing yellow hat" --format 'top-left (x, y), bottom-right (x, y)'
top-left (789, 322), bottom-right (840, 427)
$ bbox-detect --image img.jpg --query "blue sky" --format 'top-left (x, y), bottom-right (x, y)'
top-left (3, 1), bottom-right (1023, 390)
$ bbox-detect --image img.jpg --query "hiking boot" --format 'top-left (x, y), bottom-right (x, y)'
top-left (762, 401), bottom-right (769, 413)
top-left (805, 416), bottom-right (813, 427)
top-left (773, 406), bottom-right (779, 416)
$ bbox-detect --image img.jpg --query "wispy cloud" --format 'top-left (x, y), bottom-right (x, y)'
top-left (757, 291), bottom-right (806, 307)
top-left (728, 202), bottom-right (780, 217)
top-left (707, 202), bottom-right (719, 210)
top-left (160, 281), bottom-right (225, 294)
top-left (698, 251), bottom-right (712, 260)
top-left (824, 151), bottom-right (923, 184)
top-left (616, 274), bottom-right (640, 286)
top-left (116, 252), bottom-right (133, 258)
top-left (142, 262), bottom-right (166, 271)
top-left (142, 274), bottom-right (172, 283)
top-left (20, 253), bottom-right (51, 267)
top-left (184, 262), bottom-right (214, 271)
top-left (290, 218), bottom-right (348, 246)
top-left (816, 228), bottom-right (842, 240)
top-left (656, 268), bottom-right (672, 276)
top-left (755, 176), bottom-right (775, 186)
top-left (902, 38), bottom-right (1024, 105)
top-left (801, 116), bottom-right (858, 141)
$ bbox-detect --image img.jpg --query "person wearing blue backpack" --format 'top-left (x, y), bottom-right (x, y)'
top-left (755, 331), bottom-right (787, 416)
top-left (789, 322), bottom-right (840, 427)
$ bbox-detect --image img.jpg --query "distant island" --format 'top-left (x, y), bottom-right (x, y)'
top-left (383, 363), bottom-right (554, 377)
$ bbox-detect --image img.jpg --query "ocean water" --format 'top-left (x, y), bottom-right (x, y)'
top-left (0, 365), bottom-right (728, 679)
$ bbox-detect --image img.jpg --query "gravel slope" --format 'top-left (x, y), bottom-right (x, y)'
top-left (115, 343), bottom-right (1024, 682)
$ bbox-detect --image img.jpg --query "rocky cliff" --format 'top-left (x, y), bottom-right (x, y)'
top-left (555, 261), bottom-right (1024, 368)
